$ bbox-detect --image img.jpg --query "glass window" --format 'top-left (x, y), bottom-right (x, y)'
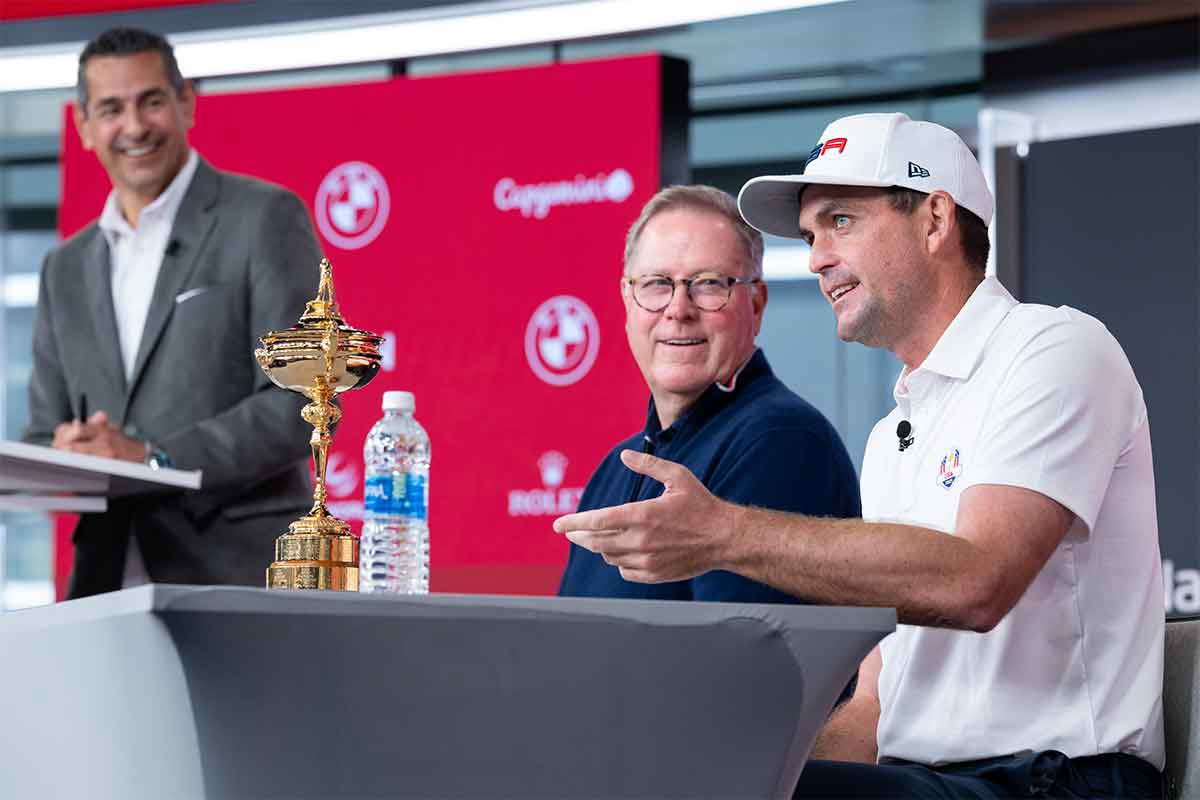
top-left (1, 93), bottom-right (63, 611)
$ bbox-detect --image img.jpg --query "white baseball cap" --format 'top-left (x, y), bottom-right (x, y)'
top-left (737, 112), bottom-right (994, 239)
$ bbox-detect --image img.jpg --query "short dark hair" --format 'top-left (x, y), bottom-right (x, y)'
top-left (886, 187), bottom-right (990, 273)
top-left (77, 27), bottom-right (186, 112)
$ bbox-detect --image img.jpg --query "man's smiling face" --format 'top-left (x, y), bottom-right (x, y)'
top-left (623, 207), bottom-right (766, 421)
top-left (798, 184), bottom-right (930, 350)
top-left (75, 50), bottom-right (194, 215)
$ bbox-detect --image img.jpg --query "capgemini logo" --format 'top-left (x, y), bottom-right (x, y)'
top-left (494, 168), bottom-right (634, 219)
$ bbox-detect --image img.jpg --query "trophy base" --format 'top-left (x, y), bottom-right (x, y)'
top-left (265, 513), bottom-right (359, 591)
top-left (267, 561), bottom-right (359, 591)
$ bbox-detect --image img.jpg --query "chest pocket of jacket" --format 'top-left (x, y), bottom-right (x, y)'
top-left (164, 283), bottom-right (251, 376)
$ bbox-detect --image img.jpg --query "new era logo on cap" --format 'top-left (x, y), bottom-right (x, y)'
top-left (908, 162), bottom-right (930, 178)
top-left (736, 112), bottom-right (995, 239)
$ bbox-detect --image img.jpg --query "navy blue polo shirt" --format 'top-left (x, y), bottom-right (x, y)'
top-left (559, 349), bottom-right (861, 603)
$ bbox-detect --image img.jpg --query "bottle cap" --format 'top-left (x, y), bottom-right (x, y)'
top-left (382, 390), bottom-right (414, 412)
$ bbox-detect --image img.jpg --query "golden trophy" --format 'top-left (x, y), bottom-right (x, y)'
top-left (255, 258), bottom-right (384, 590)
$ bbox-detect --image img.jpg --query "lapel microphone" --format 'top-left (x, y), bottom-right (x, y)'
top-left (897, 420), bottom-right (915, 452)
top-left (165, 239), bottom-right (181, 257)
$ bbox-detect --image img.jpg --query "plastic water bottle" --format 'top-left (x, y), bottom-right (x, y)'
top-left (359, 390), bottom-right (430, 594)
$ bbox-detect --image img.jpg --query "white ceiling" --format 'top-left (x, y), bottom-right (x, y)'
top-left (408, 0), bottom-right (985, 110)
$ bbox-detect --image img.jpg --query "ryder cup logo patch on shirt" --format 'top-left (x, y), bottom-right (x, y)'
top-left (315, 161), bottom-right (391, 250)
top-left (937, 449), bottom-right (962, 490)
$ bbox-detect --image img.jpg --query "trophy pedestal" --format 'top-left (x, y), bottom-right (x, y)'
top-left (266, 516), bottom-right (360, 590)
top-left (267, 562), bottom-right (359, 591)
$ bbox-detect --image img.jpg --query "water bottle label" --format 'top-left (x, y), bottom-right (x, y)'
top-left (364, 474), bottom-right (404, 515)
top-left (364, 473), bottom-right (427, 517)
top-left (405, 473), bottom-right (427, 518)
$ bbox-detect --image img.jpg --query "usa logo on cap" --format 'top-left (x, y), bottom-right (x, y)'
top-left (804, 137), bottom-right (848, 169)
top-left (938, 448), bottom-right (962, 490)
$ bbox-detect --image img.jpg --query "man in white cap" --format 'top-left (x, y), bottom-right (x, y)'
top-left (555, 113), bottom-right (1164, 798)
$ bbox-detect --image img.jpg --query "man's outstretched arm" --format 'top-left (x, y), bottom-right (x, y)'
top-left (553, 449), bottom-right (1074, 631)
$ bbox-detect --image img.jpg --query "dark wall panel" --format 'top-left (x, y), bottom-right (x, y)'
top-left (1019, 124), bottom-right (1200, 614)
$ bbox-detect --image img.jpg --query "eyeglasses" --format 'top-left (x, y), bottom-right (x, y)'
top-left (625, 274), bottom-right (761, 312)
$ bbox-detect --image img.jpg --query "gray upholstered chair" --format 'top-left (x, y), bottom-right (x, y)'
top-left (1164, 616), bottom-right (1200, 799)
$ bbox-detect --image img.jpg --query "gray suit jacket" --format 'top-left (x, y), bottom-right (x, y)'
top-left (24, 157), bottom-right (322, 597)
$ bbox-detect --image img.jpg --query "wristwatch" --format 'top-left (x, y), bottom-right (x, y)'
top-left (144, 440), bottom-right (172, 470)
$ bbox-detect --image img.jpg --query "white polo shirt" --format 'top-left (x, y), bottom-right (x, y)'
top-left (863, 277), bottom-right (1165, 769)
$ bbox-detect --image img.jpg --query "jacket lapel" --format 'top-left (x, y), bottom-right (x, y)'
top-left (126, 158), bottom-right (220, 400)
top-left (81, 228), bottom-right (128, 397)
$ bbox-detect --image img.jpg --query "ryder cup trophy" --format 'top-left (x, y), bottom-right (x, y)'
top-left (255, 258), bottom-right (383, 590)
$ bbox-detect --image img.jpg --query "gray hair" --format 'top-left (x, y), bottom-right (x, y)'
top-left (623, 185), bottom-right (764, 280)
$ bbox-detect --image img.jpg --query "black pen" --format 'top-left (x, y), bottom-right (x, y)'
top-left (78, 392), bottom-right (88, 422)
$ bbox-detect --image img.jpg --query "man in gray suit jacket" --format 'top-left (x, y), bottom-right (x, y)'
top-left (23, 27), bottom-right (318, 598)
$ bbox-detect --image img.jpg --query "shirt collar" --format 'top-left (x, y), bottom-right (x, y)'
top-left (901, 276), bottom-right (1017, 387)
top-left (644, 348), bottom-right (770, 442)
top-left (98, 149), bottom-right (200, 238)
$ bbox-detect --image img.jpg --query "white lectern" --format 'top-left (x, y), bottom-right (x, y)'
top-left (0, 439), bottom-right (201, 512)
top-left (0, 585), bottom-right (895, 799)
top-left (0, 440), bottom-right (202, 608)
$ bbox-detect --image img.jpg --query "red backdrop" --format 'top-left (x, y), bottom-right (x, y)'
top-left (56, 55), bottom-right (673, 597)
top-left (1, 0), bottom-right (223, 21)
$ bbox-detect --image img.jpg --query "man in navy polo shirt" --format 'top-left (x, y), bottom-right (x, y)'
top-left (558, 184), bottom-right (860, 603)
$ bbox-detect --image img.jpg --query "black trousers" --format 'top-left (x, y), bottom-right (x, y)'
top-left (794, 751), bottom-right (1162, 799)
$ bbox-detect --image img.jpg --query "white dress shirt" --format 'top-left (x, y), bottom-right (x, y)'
top-left (864, 277), bottom-right (1165, 770)
top-left (97, 149), bottom-right (200, 587)
top-left (98, 149), bottom-right (199, 380)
